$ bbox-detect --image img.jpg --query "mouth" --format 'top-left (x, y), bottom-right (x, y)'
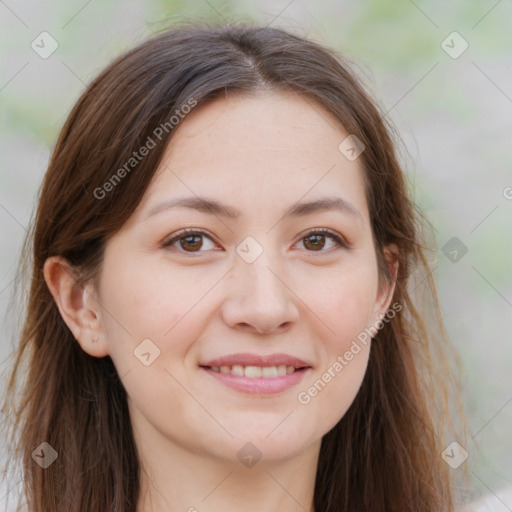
top-left (198, 353), bottom-right (312, 394)
top-left (199, 364), bottom-right (309, 378)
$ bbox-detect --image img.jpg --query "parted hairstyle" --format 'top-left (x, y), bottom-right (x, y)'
top-left (1, 21), bottom-right (468, 512)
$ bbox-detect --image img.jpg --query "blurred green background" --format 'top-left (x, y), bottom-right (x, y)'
top-left (1, 1), bottom-right (511, 510)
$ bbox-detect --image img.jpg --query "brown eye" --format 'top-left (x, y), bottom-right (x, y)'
top-left (180, 234), bottom-right (203, 252)
top-left (303, 233), bottom-right (326, 251)
top-left (298, 229), bottom-right (347, 253)
top-left (162, 229), bottom-right (216, 254)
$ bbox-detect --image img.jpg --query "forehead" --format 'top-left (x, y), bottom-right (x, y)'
top-left (137, 91), bottom-right (369, 222)
top-left (167, 90), bottom-right (347, 163)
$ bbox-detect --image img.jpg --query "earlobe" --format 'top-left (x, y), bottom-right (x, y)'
top-left (43, 256), bottom-right (109, 357)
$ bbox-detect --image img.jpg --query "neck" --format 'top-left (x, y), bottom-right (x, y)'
top-left (134, 424), bottom-right (319, 512)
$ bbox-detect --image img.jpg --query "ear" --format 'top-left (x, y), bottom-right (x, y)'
top-left (43, 256), bottom-right (109, 357)
top-left (371, 243), bottom-right (399, 324)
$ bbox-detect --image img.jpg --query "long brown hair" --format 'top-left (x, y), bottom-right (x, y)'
top-left (1, 21), bottom-right (468, 512)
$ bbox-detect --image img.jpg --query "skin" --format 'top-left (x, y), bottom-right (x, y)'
top-left (45, 90), bottom-right (397, 512)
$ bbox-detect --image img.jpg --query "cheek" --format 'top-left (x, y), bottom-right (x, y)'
top-left (292, 262), bottom-right (376, 428)
top-left (97, 259), bottom-right (214, 445)
top-left (99, 253), bottom-right (188, 336)
top-left (297, 310), bottom-right (372, 436)
top-left (304, 342), bottom-right (371, 434)
top-left (98, 254), bottom-right (221, 375)
top-left (307, 259), bottom-right (378, 342)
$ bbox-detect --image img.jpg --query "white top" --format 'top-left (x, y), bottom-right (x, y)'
top-left (461, 487), bottom-right (512, 512)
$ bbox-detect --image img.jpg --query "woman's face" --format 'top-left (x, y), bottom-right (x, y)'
top-left (95, 91), bottom-right (395, 465)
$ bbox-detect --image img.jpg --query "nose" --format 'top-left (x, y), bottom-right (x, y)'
top-left (221, 249), bottom-right (300, 335)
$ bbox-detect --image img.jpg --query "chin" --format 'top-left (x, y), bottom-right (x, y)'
top-left (224, 424), bottom-right (318, 465)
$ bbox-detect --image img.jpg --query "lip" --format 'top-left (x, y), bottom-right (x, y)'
top-left (199, 352), bottom-right (312, 395)
top-left (200, 353), bottom-right (312, 368)
top-left (201, 366), bottom-right (311, 395)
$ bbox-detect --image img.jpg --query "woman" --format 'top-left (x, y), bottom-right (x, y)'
top-left (1, 22), bottom-right (468, 512)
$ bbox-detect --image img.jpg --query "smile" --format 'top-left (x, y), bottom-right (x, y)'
top-left (207, 364), bottom-right (298, 378)
top-left (200, 365), bottom-right (311, 394)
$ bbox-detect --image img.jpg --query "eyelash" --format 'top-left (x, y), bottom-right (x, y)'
top-left (161, 227), bottom-right (349, 255)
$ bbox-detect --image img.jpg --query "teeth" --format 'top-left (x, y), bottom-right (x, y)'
top-left (261, 366), bottom-right (277, 378)
top-left (231, 365), bottom-right (245, 377)
top-left (245, 366), bottom-right (262, 378)
top-left (208, 364), bottom-right (300, 378)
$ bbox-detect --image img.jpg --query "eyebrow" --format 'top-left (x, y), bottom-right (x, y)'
top-left (144, 195), bottom-right (362, 221)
